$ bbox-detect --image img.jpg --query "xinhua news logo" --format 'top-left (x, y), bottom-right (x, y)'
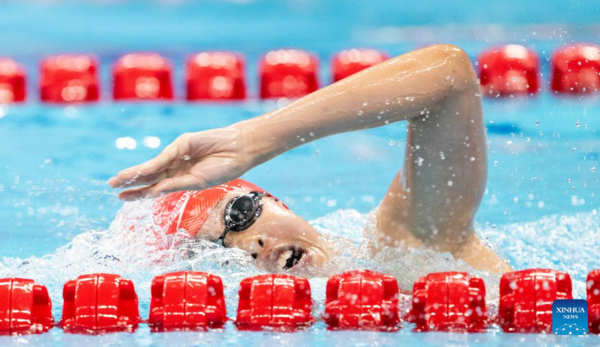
top-left (553, 299), bottom-right (588, 335)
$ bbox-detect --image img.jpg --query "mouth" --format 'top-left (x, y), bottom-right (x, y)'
top-left (274, 246), bottom-right (308, 271)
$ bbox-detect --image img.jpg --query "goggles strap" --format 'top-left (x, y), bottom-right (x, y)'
top-left (215, 225), bottom-right (232, 247)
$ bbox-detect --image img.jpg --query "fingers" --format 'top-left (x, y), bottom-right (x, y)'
top-left (111, 171), bottom-right (168, 189)
top-left (108, 139), bottom-right (182, 188)
top-left (152, 174), bottom-right (209, 196)
top-left (118, 174), bottom-right (207, 201)
top-left (118, 185), bottom-right (155, 201)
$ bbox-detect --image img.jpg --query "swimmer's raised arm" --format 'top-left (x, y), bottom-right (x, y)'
top-left (237, 44), bottom-right (509, 272)
top-left (110, 44), bottom-right (476, 199)
top-left (239, 44), bottom-right (479, 164)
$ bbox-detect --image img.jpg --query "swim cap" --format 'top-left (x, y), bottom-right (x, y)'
top-left (153, 179), bottom-right (278, 237)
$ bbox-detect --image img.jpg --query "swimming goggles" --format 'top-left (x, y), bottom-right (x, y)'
top-left (215, 191), bottom-right (267, 246)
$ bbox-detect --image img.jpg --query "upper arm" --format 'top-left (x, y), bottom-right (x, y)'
top-left (375, 46), bottom-right (486, 251)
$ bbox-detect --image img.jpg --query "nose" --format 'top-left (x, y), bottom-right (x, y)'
top-left (229, 233), bottom-right (265, 257)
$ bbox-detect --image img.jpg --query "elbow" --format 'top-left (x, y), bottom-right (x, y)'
top-left (428, 44), bottom-right (479, 92)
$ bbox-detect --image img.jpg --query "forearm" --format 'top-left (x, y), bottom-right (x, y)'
top-left (234, 44), bottom-right (479, 166)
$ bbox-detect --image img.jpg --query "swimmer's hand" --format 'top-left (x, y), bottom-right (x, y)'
top-left (108, 127), bottom-right (254, 200)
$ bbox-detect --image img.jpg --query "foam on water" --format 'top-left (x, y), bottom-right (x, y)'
top-left (479, 209), bottom-right (600, 299)
top-left (0, 198), bottom-right (598, 320)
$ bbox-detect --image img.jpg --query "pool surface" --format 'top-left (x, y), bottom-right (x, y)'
top-left (1, 0), bottom-right (600, 346)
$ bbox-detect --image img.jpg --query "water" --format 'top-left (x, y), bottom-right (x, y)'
top-left (2, 0), bottom-right (600, 345)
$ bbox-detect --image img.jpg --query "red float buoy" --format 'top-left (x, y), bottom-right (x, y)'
top-left (60, 273), bottom-right (141, 334)
top-left (0, 58), bottom-right (26, 103)
top-left (407, 272), bottom-right (487, 332)
top-left (551, 43), bottom-right (600, 94)
top-left (149, 271), bottom-right (227, 331)
top-left (587, 270), bottom-right (600, 334)
top-left (113, 53), bottom-right (174, 100)
top-left (323, 270), bottom-right (400, 330)
top-left (331, 49), bottom-right (388, 82)
top-left (498, 269), bottom-right (572, 333)
top-left (40, 54), bottom-right (100, 103)
top-left (186, 52), bottom-right (246, 101)
top-left (479, 44), bottom-right (540, 97)
top-left (259, 49), bottom-right (319, 99)
top-left (0, 278), bottom-right (53, 335)
top-left (236, 274), bottom-right (313, 331)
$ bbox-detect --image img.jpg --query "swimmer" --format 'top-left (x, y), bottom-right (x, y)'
top-left (108, 44), bottom-right (512, 276)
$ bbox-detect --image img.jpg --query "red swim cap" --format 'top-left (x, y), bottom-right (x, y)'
top-left (153, 179), bottom-right (273, 238)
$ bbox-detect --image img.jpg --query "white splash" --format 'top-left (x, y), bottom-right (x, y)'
top-left (1, 200), bottom-right (598, 318)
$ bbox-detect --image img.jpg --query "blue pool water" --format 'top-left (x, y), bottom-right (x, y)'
top-left (2, 1), bottom-right (600, 346)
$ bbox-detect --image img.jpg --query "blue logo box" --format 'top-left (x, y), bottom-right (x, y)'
top-left (553, 299), bottom-right (588, 335)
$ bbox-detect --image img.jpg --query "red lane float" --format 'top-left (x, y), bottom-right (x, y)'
top-left (0, 58), bottom-right (26, 103)
top-left (186, 52), bottom-right (246, 101)
top-left (40, 55), bottom-right (100, 103)
top-left (60, 273), bottom-right (140, 334)
top-left (479, 44), bottom-right (540, 97)
top-left (0, 278), bottom-right (53, 335)
top-left (113, 53), bottom-right (174, 100)
top-left (551, 44), bottom-right (600, 94)
top-left (498, 269), bottom-right (572, 333)
top-left (587, 270), bottom-right (600, 334)
top-left (236, 274), bottom-right (313, 331)
top-left (259, 49), bottom-right (319, 99)
top-left (332, 49), bottom-right (388, 82)
top-left (149, 271), bottom-right (227, 331)
top-left (323, 270), bottom-right (400, 331)
top-left (407, 272), bottom-right (486, 332)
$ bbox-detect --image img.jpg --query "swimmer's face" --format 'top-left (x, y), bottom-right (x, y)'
top-left (199, 189), bottom-right (330, 276)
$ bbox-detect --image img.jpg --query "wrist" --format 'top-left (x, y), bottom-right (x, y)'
top-left (231, 104), bottom-right (321, 167)
top-left (230, 118), bottom-right (288, 168)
